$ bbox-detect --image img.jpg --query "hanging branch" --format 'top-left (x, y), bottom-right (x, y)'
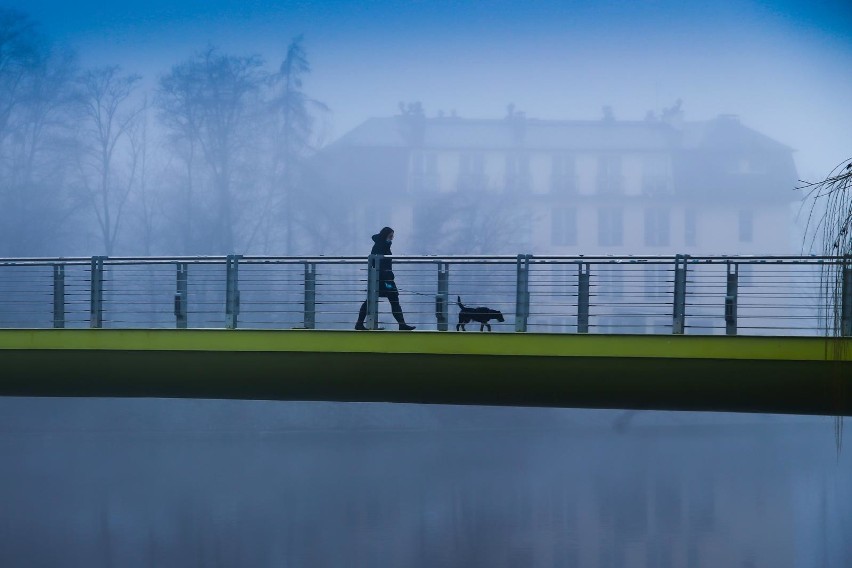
top-left (799, 157), bottom-right (851, 454)
top-left (799, 158), bottom-right (852, 336)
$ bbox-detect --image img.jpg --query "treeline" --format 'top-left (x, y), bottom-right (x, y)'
top-left (0, 9), bottom-right (340, 257)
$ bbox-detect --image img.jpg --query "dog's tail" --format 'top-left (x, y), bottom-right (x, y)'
top-left (457, 296), bottom-right (465, 309)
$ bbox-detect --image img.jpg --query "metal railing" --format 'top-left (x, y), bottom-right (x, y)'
top-left (0, 254), bottom-right (850, 336)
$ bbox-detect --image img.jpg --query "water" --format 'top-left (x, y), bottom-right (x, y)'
top-left (0, 399), bottom-right (849, 567)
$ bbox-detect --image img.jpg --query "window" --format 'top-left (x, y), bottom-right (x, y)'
top-left (457, 152), bottom-right (487, 191)
top-left (684, 209), bottom-right (696, 246)
top-left (551, 154), bottom-right (576, 193)
top-left (597, 154), bottom-right (622, 194)
top-left (642, 155), bottom-right (671, 196)
top-left (644, 266), bottom-right (669, 299)
top-left (642, 175), bottom-right (670, 196)
top-left (411, 152), bottom-right (437, 175)
top-left (727, 156), bottom-right (764, 174)
top-left (505, 152), bottom-right (531, 192)
top-left (460, 153), bottom-right (484, 175)
top-left (738, 210), bottom-right (753, 242)
top-left (644, 209), bottom-right (670, 246)
top-left (596, 266), bottom-right (624, 298)
top-left (410, 151), bottom-right (438, 192)
top-left (598, 207), bottom-right (623, 246)
top-left (551, 208), bottom-right (577, 246)
top-left (738, 264), bottom-right (753, 286)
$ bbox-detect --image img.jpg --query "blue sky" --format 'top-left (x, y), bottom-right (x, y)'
top-left (8, 0), bottom-right (852, 177)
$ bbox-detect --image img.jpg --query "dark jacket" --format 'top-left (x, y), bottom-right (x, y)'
top-left (371, 233), bottom-right (394, 282)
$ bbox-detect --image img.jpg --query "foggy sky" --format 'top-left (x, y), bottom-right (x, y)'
top-left (9, 0), bottom-right (852, 180)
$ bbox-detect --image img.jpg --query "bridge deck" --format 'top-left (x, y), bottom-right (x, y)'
top-left (1, 330), bottom-right (850, 416)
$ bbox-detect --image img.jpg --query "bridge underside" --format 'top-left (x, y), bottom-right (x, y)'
top-left (1, 330), bottom-right (850, 416)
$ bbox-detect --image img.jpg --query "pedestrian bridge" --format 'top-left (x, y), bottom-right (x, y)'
top-left (1, 254), bottom-right (851, 416)
top-left (1, 329), bottom-right (849, 416)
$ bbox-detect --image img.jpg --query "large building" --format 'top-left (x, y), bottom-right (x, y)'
top-left (312, 104), bottom-right (797, 256)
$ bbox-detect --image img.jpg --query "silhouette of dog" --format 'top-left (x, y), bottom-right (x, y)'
top-left (456, 296), bottom-right (505, 331)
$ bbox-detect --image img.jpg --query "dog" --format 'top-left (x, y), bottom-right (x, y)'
top-left (456, 296), bottom-right (505, 331)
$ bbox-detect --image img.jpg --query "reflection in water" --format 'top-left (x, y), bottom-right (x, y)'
top-left (0, 399), bottom-right (849, 567)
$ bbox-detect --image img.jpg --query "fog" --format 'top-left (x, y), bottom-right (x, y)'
top-left (0, 0), bottom-right (849, 256)
top-left (1, 1), bottom-right (852, 565)
top-left (20, 0), bottom-right (852, 181)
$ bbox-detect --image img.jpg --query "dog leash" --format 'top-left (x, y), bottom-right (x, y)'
top-left (397, 288), bottom-right (436, 298)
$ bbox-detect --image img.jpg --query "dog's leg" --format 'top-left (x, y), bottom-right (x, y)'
top-left (486, 323), bottom-right (492, 331)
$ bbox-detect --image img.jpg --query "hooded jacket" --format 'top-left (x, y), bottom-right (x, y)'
top-left (371, 228), bottom-right (394, 282)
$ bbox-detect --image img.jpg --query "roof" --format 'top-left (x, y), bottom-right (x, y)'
top-left (680, 116), bottom-right (794, 153)
top-left (331, 115), bottom-right (793, 154)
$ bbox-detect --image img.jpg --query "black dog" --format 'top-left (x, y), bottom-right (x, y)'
top-left (456, 296), bottom-right (505, 331)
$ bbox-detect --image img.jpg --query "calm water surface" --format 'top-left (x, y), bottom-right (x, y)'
top-left (0, 399), bottom-right (849, 567)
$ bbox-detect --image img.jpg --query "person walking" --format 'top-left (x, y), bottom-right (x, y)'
top-left (355, 227), bottom-right (416, 331)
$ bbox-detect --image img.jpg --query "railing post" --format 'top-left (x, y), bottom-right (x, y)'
top-left (304, 262), bottom-right (316, 330)
top-left (225, 255), bottom-right (241, 329)
top-left (89, 256), bottom-right (105, 328)
top-left (672, 254), bottom-right (687, 335)
top-left (515, 254), bottom-right (531, 332)
top-left (725, 261), bottom-right (738, 336)
top-left (53, 264), bottom-right (65, 329)
top-left (577, 262), bottom-right (590, 333)
top-left (842, 258), bottom-right (852, 337)
top-left (175, 262), bottom-right (188, 329)
top-left (435, 262), bottom-right (449, 331)
top-left (366, 254), bottom-right (381, 330)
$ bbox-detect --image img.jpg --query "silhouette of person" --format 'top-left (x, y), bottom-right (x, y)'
top-left (355, 227), bottom-right (415, 331)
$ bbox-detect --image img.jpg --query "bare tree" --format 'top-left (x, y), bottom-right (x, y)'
top-left (158, 47), bottom-right (266, 253)
top-left (0, 9), bottom-right (39, 142)
top-left (247, 36), bottom-right (329, 254)
top-left (156, 59), bottom-right (203, 254)
top-left (73, 65), bottom-right (143, 255)
top-left (126, 101), bottom-right (158, 255)
top-left (412, 193), bottom-right (535, 255)
top-left (0, 10), bottom-right (78, 255)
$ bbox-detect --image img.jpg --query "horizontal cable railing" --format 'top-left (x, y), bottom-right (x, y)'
top-left (0, 255), bottom-right (850, 336)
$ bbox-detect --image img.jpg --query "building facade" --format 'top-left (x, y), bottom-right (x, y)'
top-left (312, 106), bottom-right (797, 257)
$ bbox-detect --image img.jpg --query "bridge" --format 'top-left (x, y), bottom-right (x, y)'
top-left (0, 255), bottom-right (850, 416)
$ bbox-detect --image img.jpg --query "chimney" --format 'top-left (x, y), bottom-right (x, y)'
top-left (661, 99), bottom-right (684, 130)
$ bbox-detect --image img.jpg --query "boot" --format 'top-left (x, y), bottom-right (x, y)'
top-left (399, 323), bottom-right (416, 331)
top-left (355, 302), bottom-right (368, 330)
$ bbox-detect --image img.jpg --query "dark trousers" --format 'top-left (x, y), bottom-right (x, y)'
top-left (357, 290), bottom-right (405, 325)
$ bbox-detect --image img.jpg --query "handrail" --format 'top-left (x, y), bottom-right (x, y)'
top-left (0, 254), bottom-right (848, 336)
